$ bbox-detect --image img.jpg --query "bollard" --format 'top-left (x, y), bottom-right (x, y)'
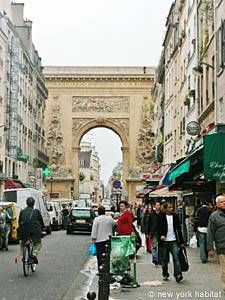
top-left (98, 240), bottom-right (111, 300)
top-left (98, 254), bottom-right (109, 300)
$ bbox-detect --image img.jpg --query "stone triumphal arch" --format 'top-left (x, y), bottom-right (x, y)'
top-left (43, 67), bottom-right (155, 201)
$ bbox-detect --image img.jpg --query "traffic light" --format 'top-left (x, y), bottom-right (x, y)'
top-left (43, 167), bottom-right (51, 177)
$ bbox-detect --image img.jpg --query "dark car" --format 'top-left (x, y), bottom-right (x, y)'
top-left (66, 207), bottom-right (96, 234)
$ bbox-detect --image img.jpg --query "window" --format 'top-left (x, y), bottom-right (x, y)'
top-left (218, 97), bottom-right (224, 123)
top-left (217, 20), bottom-right (225, 71)
top-left (222, 20), bottom-right (225, 65)
top-left (79, 160), bottom-right (85, 167)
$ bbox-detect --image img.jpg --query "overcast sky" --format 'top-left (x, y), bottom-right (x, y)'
top-left (16, 0), bottom-right (173, 184)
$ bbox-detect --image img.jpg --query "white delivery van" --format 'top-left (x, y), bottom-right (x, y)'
top-left (46, 201), bottom-right (62, 230)
top-left (3, 188), bottom-right (52, 234)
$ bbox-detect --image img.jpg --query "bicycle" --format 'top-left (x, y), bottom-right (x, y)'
top-left (22, 238), bottom-right (36, 276)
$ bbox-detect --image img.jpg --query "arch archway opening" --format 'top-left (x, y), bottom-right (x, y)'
top-left (78, 127), bottom-right (124, 204)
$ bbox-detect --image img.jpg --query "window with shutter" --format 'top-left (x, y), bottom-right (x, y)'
top-left (222, 20), bottom-right (225, 67)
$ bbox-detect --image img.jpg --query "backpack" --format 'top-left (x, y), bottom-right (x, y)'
top-left (17, 210), bottom-right (35, 239)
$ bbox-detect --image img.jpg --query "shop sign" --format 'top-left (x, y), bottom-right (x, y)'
top-left (35, 168), bottom-right (43, 190)
top-left (186, 121), bottom-right (201, 136)
top-left (207, 162), bottom-right (225, 180)
top-left (204, 133), bottom-right (225, 180)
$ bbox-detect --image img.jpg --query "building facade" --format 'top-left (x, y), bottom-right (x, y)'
top-left (0, 2), bottom-right (48, 196)
top-left (153, 0), bottom-right (225, 204)
top-left (214, 0), bottom-right (225, 125)
top-left (79, 141), bottom-right (101, 202)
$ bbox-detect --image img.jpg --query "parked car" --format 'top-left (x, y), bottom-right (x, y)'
top-left (3, 188), bottom-right (52, 235)
top-left (76, 198), bottom-right (92, 208)
top-left (66, 207), bottom-right (96, 234)
top-left (46, 201), bottom-right (62, 230)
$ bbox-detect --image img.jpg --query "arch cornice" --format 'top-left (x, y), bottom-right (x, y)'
top-left (72, 118), bottom-right (129, 149)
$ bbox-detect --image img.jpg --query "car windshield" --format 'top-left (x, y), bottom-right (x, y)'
top-left (72, 209), bottom-right (91, 218)
top-left (3, 191), bottom-right (17, 203)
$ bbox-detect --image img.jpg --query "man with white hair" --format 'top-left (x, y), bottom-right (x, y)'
top-left (207, 195), bottom-right (225, 291)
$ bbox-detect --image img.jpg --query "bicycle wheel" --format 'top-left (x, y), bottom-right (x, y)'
top-left (23, 245), bottom-right (31, 277)
top-left (30, 244), bottom-right (36, 273)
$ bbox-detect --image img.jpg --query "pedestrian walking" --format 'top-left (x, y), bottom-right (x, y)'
top-left (91, 206), bottom-right (115, 270)
top-left (116, 201), bottom-right (133, 236)
top-left (207, 195), bottom-right (225, 292)
top-left (0, 207), bottom-right (12, 250)
top-left (158, 202), bottom-right (184, 283)
top-left (61, 204), bottom-right (69, 230)
top-left (194, 200), bottom-right (211, 263)
top-left (136, 204), bottom-right (142, 230)
top-left (176, 201), bottom-right (188, 246)
top-left (149, 201), bottom-right (162, 265)
top-left (141, 205), bottom-right (151, 253)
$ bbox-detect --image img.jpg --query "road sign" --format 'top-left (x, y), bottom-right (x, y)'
top-left (113, 180), bottom-right (121, 189)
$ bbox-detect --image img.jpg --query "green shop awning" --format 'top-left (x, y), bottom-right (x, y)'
top-left (169, 160), bottom-right (190, 181)
top-left (204, 132), bottom-right (225, 180)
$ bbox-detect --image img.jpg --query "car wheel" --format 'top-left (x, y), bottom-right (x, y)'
top-left (46, 224), bottom-right (52, 235)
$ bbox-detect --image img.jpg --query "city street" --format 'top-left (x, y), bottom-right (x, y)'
top-left (0, 231), bottom-right (90, 300)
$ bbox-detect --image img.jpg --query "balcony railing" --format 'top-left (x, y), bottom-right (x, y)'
top-left (37, 150), bottom-right (49, 165)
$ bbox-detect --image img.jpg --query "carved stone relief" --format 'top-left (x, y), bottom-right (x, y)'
top-left (128, 166), bottom-right (142, 179)
top-left (46, 104), bottom-right (72, 177)
top-left (136, 100), bottom-right (154, 173)
top-left (72, 96), bottom-right (129, 113)
top-left (72, 118), bottom-right (129, 137)
top-left (108, 118), bottom-right (129, 136)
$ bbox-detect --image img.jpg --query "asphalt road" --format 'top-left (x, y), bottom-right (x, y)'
top-left (0, 231), bottom-right (91, 300)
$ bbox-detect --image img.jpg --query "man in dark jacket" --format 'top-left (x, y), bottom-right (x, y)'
top-left (194, 200), bottom-right (211, 263)
top-left (176, 201), bottom-right (188, 245)
top-left (18, 197), bottom-right (44, 264)
top-left (158, 202), bottom-right (184, 283)
top-left (148, 201), bottom-right (162, 265)
top-left (207, 195), bottom-right (225, 291)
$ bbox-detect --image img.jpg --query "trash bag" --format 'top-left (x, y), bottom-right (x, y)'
top-left (88, 243), bottom-right (97, 256)
top-left (189, 234), bottom-right (197, 249)
top-left (178, 247), bottom-right (189, 272)
top-left (110, 236), bottom-right (135, 274)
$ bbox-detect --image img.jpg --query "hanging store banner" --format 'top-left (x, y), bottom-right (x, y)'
top-left (204, 133), bottom-right (225, 181)
top-left (35, 168), bottom-right (43, 190)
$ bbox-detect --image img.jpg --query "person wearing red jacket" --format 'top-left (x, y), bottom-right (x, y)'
top-left (116, 201), bottom-right (133, 235)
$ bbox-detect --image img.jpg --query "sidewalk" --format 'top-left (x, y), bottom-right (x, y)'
top-left (86, 246), bottom-right (224, 300)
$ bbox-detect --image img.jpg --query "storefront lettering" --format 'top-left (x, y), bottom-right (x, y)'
top-left (209, 162), bottom-right (225, 179)
top-left (209, 162), bottom-right (225, 170)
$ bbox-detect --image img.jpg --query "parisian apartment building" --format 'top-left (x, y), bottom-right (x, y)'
top-left (79, 141), bottom-right (102, 202)
top-left (152, 0), bottom-right (225, 199)
top-left (0, 1), bottom-right (48, 196)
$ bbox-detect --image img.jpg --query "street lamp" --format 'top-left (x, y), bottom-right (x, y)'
top-left (192, 62), bottom-right (214, 76)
